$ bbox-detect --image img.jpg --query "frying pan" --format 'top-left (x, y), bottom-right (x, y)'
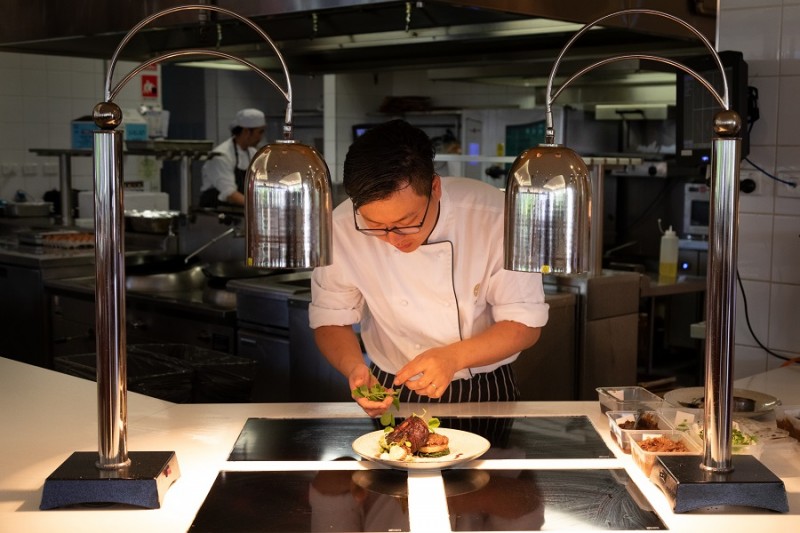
top-left (125, 253), bottom-right (200, 276)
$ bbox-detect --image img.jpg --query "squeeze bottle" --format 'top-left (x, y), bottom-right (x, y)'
top-left (659, 226), bottom-right (679, 280)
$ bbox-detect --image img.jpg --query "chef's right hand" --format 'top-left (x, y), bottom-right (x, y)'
top-left (348, 364), bottom-right (394, 417)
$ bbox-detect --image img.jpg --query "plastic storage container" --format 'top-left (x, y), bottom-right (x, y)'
top-left (129, 344), bottom-right (256, 403)
top-left (54, 352), bottom-right (192, 403)
top-left (658, 226), bottom-right (679, 280)
top-left (596, 386), bottom-right (664, 414)
top-left (630, 430), bottom-right (701, 476)
top-left (607, 410), bottom-right (673, 453)
top-left (775, 405), bottom-right (800, 442)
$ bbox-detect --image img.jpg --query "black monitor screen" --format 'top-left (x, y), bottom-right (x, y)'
top-left (675, 50), bottom-right (749, 167)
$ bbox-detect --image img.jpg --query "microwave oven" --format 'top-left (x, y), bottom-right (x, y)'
top-left (682, 183), bottom-right (710, 237)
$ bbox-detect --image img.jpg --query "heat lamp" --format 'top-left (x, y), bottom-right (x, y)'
top-left (40, 4), bottom-right (331, 510)
top-left (504, 8), bottom-right (788, 513)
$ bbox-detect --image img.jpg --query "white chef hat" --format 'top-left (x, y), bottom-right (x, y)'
top-left (232, 108), bottom-right (266, 129)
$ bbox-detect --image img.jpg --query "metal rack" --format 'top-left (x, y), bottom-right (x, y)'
top-left (30, 142), bottom-right (218, 225)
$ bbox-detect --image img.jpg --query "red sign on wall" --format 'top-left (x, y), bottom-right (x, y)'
top-left (141, 75), bottom-right (159, 98)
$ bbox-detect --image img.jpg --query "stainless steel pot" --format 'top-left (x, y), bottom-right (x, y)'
top-left (124, 209), bottom-right (180, 234)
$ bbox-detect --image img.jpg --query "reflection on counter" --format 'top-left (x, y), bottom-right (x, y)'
top-left (227, 416), bottom-right (612, 462)
top-left (192, 470), bottom-right (411, 533)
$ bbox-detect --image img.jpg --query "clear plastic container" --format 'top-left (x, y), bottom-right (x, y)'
top-left (775, 405), bottom-right (800, 443)
top-left (630, 430), bottom-right (701, 476)
top-left (657, 406), bottom-right (702, 432)
top-left (683, 420), bottom-right (765, 458)
top-left (596, 386), bottom-right (663, 414)
top-left (607, 410), bottom-right (670, 453)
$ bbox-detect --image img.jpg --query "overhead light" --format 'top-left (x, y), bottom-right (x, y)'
top-left (177, 60), bottom-right (250, 71)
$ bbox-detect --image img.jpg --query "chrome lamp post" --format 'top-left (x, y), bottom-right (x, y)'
top-left (505, 9), bottom-right (787, 513)
top-left (40, 4), bottom-right (331, 510)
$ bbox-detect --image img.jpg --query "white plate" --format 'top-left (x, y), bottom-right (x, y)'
top-left (664, 387), bottom-right (780, 417)
top-left (352, 428), bottom-right (490, 470)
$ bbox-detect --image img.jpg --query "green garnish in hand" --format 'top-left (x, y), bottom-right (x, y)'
top-left (352, 383), bottom-right (400, 427)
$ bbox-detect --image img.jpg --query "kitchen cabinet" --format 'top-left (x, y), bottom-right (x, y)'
top-left (0, 243), bottom-right (95, 368)
top-left (47, 277), bottom-right (237, 359)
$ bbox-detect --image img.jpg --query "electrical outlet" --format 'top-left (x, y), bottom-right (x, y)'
top-left (22, 163), bottom-right (38, 176)
top-left (42, 162), bottom-right (58, 176)
top-left (1, 163), bottom-right (18, 177)
top-left (776, 171), bottom-right (800, 198)
top-left (739, 170), bottom-right (763, 196)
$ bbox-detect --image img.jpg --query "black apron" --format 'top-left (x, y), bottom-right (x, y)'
top-left (199, 141), bottom-right (246, 208)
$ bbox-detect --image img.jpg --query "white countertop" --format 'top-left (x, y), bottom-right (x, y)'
top-left (1, 356), bottom-right (798, 532)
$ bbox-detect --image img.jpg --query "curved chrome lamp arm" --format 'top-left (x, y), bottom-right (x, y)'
top-left (543, 8), bottom-right (728, 142)
top-left (104, 4), bottom-right (294, 138)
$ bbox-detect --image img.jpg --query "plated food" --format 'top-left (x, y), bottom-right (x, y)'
top-left (379, 414), bottom-right (450, 461)
top-left (352, 416), bottom-right (490, 470)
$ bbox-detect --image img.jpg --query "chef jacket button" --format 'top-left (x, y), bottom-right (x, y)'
top-left (400, 300), bottom-right (408, 306)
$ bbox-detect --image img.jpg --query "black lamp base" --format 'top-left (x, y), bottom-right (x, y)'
top-left (651, 454), bottom-right (788, 513)
top-left (40, 451), bottom-right (180, 510)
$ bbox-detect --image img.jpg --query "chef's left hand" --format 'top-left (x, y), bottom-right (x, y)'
top-left (393, 347), bottom-right (458, 398)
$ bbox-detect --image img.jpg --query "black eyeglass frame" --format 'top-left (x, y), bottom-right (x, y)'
top-left (353, 194), bottom-right (432, 236)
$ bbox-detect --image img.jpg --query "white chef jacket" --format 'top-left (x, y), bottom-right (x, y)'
top-left (309, 177), bottom-right (549, 380)
top-left (200, 137), bottom-right (256, 202)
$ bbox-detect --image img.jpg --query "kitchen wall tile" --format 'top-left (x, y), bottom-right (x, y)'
top-left (47, 97), bottom-right (76, 127)
top-left (776, 76), bottom-right (800, 144)
top-left (21, 68), bottom-right (48, 98)
top-left (718, 7), bottom-right (781, 77)
top-left (22, 95), bottom-right (49, 125)
top-left (0, 95), bottom-right (25, 130)
top-left (769, 282), bottom-right (800, 350)
top-left (0, 52), bottom-right (22, 69)
top-left (745, 76), bottom-right (779, 147)
top-left (780, 5), bottom-right (800, 75)
top-left (771, 215), bottom-right (800, 282)
top-left (740, 146), bottom-right (776, 215)
top-left (723, 0), bottom-right (781, 8)
top-left (735, 278), bottom-right (771, 348)
top-left (775, 145), bottom-right (800, 215)
top-left (46, 70), bottom-right (73, 98)
top-left (0, 68), bottom-right (23, 96)
top-left (733, 344), bottom-right (769, 380)
top-left (738, 213), bottom-right (774, 281)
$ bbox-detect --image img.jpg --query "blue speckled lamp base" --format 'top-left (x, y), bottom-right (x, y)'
top-left (652, 454), bottom-right (788, 513)
top-left (40, 451), bottom-right (180, 510)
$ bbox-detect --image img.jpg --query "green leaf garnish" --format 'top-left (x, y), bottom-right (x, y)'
top-left (352, 383), bottom-right (400, 427)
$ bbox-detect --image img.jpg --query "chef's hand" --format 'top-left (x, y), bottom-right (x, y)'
top-left (348, 363), bottom-right (394, 417)
top-left (394, 347), bottom-right (457, 398)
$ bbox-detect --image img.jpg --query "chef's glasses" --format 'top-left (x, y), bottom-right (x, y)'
top-left (353, 194), bottom-right (432, 236)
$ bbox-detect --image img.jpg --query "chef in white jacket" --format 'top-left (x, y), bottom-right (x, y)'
top-left (309, 119), bottom-right (548, 418)
top-left (199, 108), bottom-right (265, 207)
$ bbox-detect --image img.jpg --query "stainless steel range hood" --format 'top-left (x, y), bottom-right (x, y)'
top-left (1, 0), bottom-right (715, 85)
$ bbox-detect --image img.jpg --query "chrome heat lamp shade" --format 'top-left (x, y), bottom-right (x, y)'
top-left (504, 143), bottom-right (591, 274)
top-left (245, 140), bottom-right (333, 269)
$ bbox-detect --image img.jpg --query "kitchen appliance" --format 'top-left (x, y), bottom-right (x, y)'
top-left (681, 182), bottom-right (710, 238)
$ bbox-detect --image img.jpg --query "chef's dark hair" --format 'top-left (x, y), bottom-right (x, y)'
top-left (344, 119), bottom-right (435, 208)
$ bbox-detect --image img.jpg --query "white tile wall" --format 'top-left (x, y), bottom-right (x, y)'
top-left (721, 0), bottom-right (800, 372)
top-left (0, 53), bottom-right (158, 202)
top-left (737, 213), bottom-right (773, 280)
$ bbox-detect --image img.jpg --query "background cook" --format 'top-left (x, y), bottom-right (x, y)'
top-left (199, 107), bottom-right (266, 207)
